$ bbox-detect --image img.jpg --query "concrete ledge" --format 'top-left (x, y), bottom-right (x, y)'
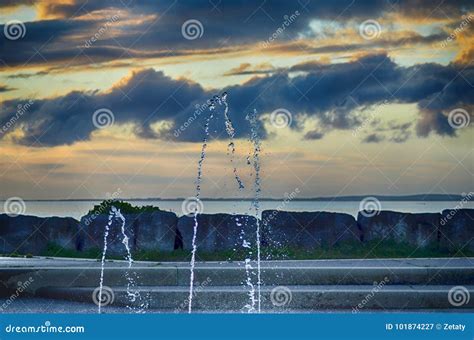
top-left (2, 257), bottom-right (473, 312)
top-left (36, 285), bottom-right (474, 311)
top-left (1, 257), bottom-right (473, 293)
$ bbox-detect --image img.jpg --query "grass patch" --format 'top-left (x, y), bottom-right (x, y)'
top-left (42, 243), bottom-right (103, 259)
top-left (33, 240), bottom-right (474, 262)
top-left (258, 240), bottom-right (468, 260)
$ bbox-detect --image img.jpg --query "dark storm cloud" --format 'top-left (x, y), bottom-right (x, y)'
top-left (390, 130), bottom-right (411, 143)
top-left (2, 0), bottom-right (383, 19)
top-left (0, 84), bottom-right (16, 92)
top-left (0, 0), bottom-right (35, 8)
top-left (394, 0), bottom-right (473, 19)
top-left (304, 130), bottom-right (325, 140)
top-left (1, 0), bottom-right (472, 68)
top-left (416, 110), bottom-right (457, 137)
top-left (414, 64), bottom-right (474, 136)
top-left (0, 69), bottom-right (205, 145)
top-left (0, 54), bottom-right (472, 146)
top-left (276, 32), bottom-right (447, 56)
top-left (0, 19), bottom-right (96, 68)
top-left (370, 121), bottom-right (412, 143)
top-left (363, 133), bottom-right (385, 143)
top-left (8, 0), bottom-right (471, 20)
top-left (389, 124), bottom-right (411, 143)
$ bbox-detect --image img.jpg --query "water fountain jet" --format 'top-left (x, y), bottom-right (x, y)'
top-left (187, 95), bottom-right (262, 313)
top-left (98, 206), bottom-right (147, 313)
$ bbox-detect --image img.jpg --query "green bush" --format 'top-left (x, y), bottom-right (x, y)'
top-left (87, 200), bottom-right (161, 216)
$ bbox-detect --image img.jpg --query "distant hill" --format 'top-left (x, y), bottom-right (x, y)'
top-left (17, 193), bottom-right (471, 202)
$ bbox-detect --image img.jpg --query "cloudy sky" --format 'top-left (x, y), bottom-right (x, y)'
top-left (0, 0), bottom-right (472, 200)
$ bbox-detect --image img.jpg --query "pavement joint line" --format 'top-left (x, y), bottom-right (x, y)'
top-left (49, 287), bottom-right (474, 291)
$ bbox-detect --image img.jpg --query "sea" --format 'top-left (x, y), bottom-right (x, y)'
top-left (1, 200), bottom-right (472, 220)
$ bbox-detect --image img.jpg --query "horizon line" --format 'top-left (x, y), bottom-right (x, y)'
top-left (1, 193), bottom-right (469, 202)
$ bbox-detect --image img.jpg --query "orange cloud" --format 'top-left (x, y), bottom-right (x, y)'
top-left (453, 14), bottom-right (474, 64)
top-left (36, 0), bottom-right (77, 19)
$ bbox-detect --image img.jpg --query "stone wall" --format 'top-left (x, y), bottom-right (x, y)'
top-left (261, 210), bottom-right (360, 249)
top-left (77, 210), bottom-right (178, 255)
top-left (439, 209), bottom-right (474, 251)
top-left (177, 213), bottom-right (258, 252)
top-left (0, 208), bottom-right (472, 255)
top-left (357, 210), bottom-right (440, 248)
top-left (0, 214), bottom-right (79, 255)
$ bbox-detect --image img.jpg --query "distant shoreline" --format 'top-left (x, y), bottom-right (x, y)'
top-left (2, 194), bottom-right (469, 202)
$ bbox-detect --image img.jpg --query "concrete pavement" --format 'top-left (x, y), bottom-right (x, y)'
top-left (1, 256), bottom-right (473, 312)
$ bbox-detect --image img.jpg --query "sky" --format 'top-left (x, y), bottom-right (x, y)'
top-left (0, 0), bottom-right (472, 200)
